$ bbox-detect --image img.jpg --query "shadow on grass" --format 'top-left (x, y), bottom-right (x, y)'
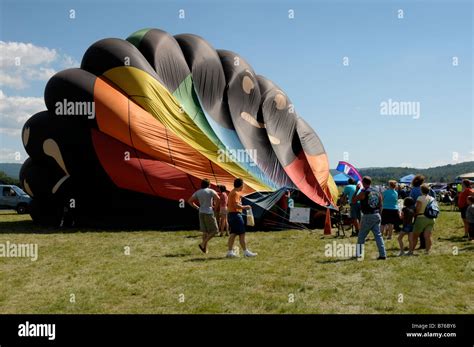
top-left (185, 257), bottom-right (226, 262)
top-left (437, 236), bottom-right (470, 243)
top-left (439, 209), bottom-right (460, 213)
top-left (163, 253), bottom-right (191, 258)
top-left (0, 220), bottom-right (128, 234)
top-left (316, 258), bottom-right (355, 264)
top-left (0, 220), bottom-right (61, 234)
top-left (0, 219), bottom-right (202, 235)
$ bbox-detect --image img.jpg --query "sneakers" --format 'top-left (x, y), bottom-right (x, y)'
top-left (226, 250), bottom-right (238, 258)
top-left (244, 249), bottom-right (258, 257)
top-left (398, 251), bottom-right (405, 257)
top-left (377, 256), bottom-right (386, 260)
top-left (226, 249), bottom-right (257, 258)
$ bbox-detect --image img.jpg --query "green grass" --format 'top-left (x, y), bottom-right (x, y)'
top-left (0, 206), bottom-right (472, 314)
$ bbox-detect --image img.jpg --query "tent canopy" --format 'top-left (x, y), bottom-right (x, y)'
top-left (399, 174), bottom-right (415, 184)
top-left (333, 172), bottom-right (351, 186)
top-left (455, 172), bottom-right (474, 183)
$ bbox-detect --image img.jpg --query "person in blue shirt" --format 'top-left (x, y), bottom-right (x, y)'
top-left (410, 175), bottom-right (436, 201)
top-left (342, 178), bottom-right (361, 236)
top-left (381, 180), bottom-right (400, 240)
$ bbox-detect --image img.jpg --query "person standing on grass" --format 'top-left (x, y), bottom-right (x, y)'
top-left (398, 197), bottom-right (415, 256)
top-left (188, 179), bottom-right (220, 254)
top-left (457, 179), bottom-right (474, 238)
top-left (409, 184), bottom-right (435, 255)
top-left (381, 180), bottom-right (400, 240)
top-left (352, 176), bottom-right (387, 260)
top-left (226, 178), bottom-right (257, 258)
top-left (409, 175), bottom-right (436, 249)
top-left (218, 185), bottom-right (229, 237)
top-left (342, 178), bottom-right (361, 237)
top-left (465, 195), bottom-right (474, 241)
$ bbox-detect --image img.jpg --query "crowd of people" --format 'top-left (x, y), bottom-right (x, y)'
top-left (187, 173), bottom-right (474, 260)
top-left (187, 178), bottom-right (257, 258)
top-left (340, 174), bottom-right (474, 259)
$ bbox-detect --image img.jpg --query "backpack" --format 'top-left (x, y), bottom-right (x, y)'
top-left (424, 198), bottom-right (440, 219)
top-left (367, 190), bottom-right (380, 209)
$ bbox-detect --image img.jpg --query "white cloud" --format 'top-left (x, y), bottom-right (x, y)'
top-left (60, 54), bottom-right (80, 69)
top-left (0, 41), bottom-right (57, 67)
top-left (399, 162), bottom-right (414, 168)
top-left (422, 152), bottom-right (474, 168)
top-left (0, 71), bottom-right (26, 89)
top-left (0, 41), bottom-right (79, 90)
top-left (24, 67), bottom-right (56, 81)
top-left (0, 90), bottom-right (45, 136)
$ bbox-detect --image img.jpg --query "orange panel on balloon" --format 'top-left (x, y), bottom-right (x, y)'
top-left (93, 76), bottom-right (254, 194)
top-left (91, 129), bottom-right (204, 200)
top-left (284, 152), bottom-right (330, 207)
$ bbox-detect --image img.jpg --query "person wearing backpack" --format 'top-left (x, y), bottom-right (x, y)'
top-left (409, 184), bottom-right (437, 255)
top-left (352, 176), bottom-right (387, 260)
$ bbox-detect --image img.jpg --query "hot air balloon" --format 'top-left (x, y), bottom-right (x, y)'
top-left (20, 28), bottom-right (337, 228)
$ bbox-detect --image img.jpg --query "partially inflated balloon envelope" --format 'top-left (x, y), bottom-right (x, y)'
top-left (20, 28), bottom-right (337, 227)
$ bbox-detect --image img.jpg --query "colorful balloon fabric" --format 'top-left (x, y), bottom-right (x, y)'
top-left (20, 28), bottom-right (336, 226)
top-left (336, 161), bottom-right (362, 183)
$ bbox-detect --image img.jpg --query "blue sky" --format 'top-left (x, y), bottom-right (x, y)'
top-left (0, 0), bottom-right (472, 169)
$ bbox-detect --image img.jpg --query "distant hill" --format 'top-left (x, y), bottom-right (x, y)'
top-left (358, 161), bottom-right (474, 184)
top-left (1, 161), bottom-right (473, 186)
top-left (0, 163), bottom-right (22, 181)
top-left (331, 162), bottom-right (473, 184)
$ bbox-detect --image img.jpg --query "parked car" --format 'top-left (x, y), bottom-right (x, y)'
top-left (0, 185), bottom-right (32, 214)
top-left (430, 183), bottom-right (448, 195)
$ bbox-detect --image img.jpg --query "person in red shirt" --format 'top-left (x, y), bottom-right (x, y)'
top-left (458, 179), bottom-right (474, 238)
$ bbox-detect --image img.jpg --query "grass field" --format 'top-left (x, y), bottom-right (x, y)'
top-left (0, 206), bottom-right (472, 314)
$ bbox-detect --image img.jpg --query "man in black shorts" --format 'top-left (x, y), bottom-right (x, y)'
top-left (226, 178), bottom-right (257, 258)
